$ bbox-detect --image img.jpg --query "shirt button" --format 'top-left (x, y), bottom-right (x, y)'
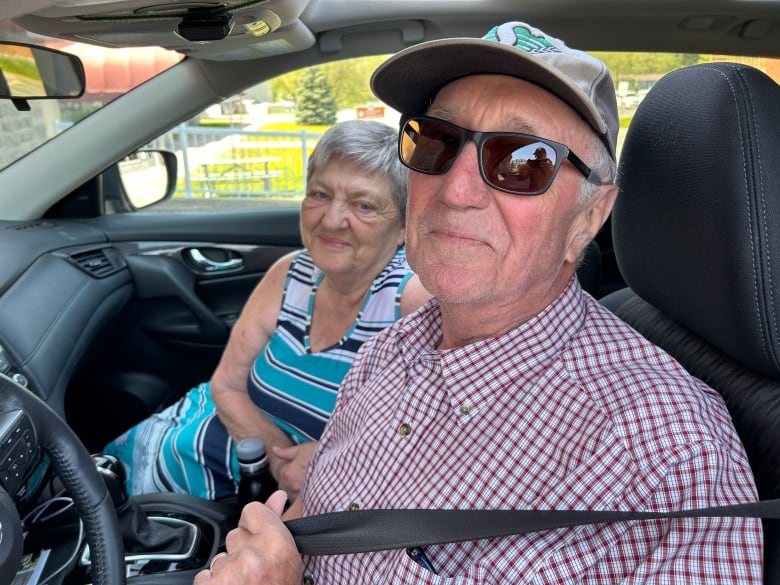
top-left (398, 423), bottom-right (412, 437)
top-left (348, 502), bottom-right (360, 510)
top-left (459, 404), bottom-right (471, 415)
top-left (303, 575), bottom-right (315, 585)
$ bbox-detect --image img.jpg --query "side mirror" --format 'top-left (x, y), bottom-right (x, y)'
top-left (0, 41), bottom-right (85, 110)
top-left (46, 150), bottom-right (178, 218)
top-left (116, 150), bottom-right (178, 210)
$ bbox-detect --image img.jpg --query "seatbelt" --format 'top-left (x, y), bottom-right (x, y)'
top-left (286, 499), bottom-right (780, 555)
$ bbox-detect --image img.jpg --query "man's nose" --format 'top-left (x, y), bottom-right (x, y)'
top-left (437, 142), bottom-right (491, 207)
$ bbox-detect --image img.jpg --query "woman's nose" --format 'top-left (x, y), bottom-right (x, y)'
top-left (321, 200), bottom-right (350, 227)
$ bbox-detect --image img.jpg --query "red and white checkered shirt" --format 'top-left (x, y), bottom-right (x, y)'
top-left (301, 277), bottom-right (763, 584)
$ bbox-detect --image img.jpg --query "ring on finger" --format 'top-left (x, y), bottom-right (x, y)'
top-left (210, 551), bottom-right (228, 572)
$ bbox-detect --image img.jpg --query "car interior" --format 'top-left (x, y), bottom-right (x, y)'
top-left (1, 0), bottom-right (780, 583)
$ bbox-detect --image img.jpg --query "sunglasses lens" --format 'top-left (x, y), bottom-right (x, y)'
top-left (482, 137), bottom-right (558, 195)
top-left (400, 117), bottom-right (462, 174)
top-left (400, 117), bottom-right (562, 195)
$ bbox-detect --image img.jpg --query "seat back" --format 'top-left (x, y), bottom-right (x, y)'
top-left (601, 62), bottom-right (780, 583)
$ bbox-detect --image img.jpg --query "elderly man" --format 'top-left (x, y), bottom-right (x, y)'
top-left (196, 21), bottom-right (762, 585)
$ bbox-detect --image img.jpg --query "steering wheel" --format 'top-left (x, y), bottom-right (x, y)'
top-left (0, 374), bottom-right (125, 585)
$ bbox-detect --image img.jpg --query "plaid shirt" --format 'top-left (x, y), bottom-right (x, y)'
top-left (301, 277), bottom-right (763, 584)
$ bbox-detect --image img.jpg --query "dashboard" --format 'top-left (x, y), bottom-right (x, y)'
top-left (0, 219), bottom-right (133, 417)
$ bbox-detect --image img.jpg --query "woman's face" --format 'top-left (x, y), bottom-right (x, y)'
top-left (300, 155), bottom-right (405, 282)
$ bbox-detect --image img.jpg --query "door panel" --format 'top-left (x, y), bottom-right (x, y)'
top-left (66, 208), bottom-right (302, 451)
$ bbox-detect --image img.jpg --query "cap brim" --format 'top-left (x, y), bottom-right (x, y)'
top-left (371, 37), bottom-right (608, 140)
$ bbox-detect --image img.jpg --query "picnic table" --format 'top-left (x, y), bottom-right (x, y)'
top-left (198, 156), bottom-right (282, 196)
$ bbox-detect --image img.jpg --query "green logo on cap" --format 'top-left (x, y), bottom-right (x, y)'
top-left (483, 23), bottom-right (558, 54)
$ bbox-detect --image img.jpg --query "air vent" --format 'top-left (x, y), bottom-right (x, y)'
top-left (7, 221), bottom-right (56, 232)
top-left (68, 247), bottom-right (125, 278)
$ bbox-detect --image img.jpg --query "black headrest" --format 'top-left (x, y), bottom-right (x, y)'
top-left (613, 62), bottom-right (780, 378)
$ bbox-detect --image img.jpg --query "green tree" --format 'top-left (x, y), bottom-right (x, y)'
top-left (591, 52), bottom-right (703, 84)
top-left (321, 56), bottom-right (388, 108)
top-left (295, 66), bottom-right (337, 125)
top-left (270, 70), bottom-right (298, 103)
top-left (272, 53), bottom-right (707, 115)
top-left (271, 55), bottom-right (391, 112)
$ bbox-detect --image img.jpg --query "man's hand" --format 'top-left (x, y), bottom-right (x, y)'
top-left (194, 491), bottom-right (301, 585)
top-left (270, 442), bottom-right (317, 501)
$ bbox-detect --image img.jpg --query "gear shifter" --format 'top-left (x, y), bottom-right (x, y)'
top-left (93, 453), bottom-right (192, 555)
top-left (93, 453), bottom-right (129, 507)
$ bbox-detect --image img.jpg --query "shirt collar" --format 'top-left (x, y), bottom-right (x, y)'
top-left (395, 274), bottom-right (588, 408)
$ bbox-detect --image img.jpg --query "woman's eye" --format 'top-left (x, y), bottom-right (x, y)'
top-left (307, 190), bottom-right (330, 202)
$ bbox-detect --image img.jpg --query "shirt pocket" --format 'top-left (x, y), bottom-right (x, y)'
top-left (392, 548), bottom-right (460, 584)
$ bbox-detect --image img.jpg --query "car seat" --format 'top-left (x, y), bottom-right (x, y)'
top-left (600, 62), bottom-right (780, 583)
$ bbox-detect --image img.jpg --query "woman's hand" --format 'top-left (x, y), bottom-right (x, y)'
top-left (270, 442), bottom-right (318, 502)
top-left (194, 491), bottom-right (301, 585)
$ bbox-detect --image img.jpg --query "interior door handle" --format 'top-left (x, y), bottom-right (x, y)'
top-left (186, 248), bottom-right (244, 272)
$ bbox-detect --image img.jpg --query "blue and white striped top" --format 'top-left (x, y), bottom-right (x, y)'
top-left (247, 248), bottom-right (414, 443)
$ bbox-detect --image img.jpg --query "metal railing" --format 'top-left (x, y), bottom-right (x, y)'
top-left (170, 125), bottom-right (323, 199)
top-left (55, 120), bottom-right (324, 200)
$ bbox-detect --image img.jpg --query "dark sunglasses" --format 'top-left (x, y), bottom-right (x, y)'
top-left (399, 115), bottom-right (605, 196)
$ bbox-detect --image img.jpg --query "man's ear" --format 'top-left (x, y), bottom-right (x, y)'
top-left (565, 184), bottom-right (619, 264)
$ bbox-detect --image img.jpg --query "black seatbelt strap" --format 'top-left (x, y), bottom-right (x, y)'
top-left (286, 499), bottom-right (780, 556)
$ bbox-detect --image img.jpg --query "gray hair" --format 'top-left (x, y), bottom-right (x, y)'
top-left (306, 120), bottom-right (408, 222)
top-left (577, 132), bottom-right (617, 205)
top-left (575, 132), bottom-right (617, 266)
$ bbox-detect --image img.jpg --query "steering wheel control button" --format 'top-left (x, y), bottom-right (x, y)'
top-left (0, 410), bottom-right (36, 495)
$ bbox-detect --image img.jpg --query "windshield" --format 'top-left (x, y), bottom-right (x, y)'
top-left (0, 20), bottom-right (182, 170)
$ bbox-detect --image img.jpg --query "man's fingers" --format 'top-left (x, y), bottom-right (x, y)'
top-left (236, 491), bottom-right (289, 533)
top-left (264, 490), bottom-right (289, 516)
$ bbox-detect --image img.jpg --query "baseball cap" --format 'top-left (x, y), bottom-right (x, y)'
top-left (371, 21), bottom-right (619, 159)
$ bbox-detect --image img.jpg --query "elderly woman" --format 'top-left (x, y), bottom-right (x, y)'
top-left (104, 120), bottom-right (431, 502)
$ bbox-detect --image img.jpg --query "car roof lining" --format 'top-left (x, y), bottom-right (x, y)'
top-left (12, 0), bottom-right (780, 59)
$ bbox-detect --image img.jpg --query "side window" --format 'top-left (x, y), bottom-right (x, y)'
top-left (147, 56), bottom-right (395, 212)
top-left (142, 52), bottom-right (771, 214)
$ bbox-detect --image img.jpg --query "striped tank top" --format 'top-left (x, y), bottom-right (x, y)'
top-left (247, 248), bottom-right (413, 443)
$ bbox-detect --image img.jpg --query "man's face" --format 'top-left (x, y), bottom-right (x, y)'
top-left (405, 74), bottom-right (603, 320)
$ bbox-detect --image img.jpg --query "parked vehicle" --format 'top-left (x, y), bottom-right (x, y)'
top-left (0, 1), bottom-right (779, 583)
